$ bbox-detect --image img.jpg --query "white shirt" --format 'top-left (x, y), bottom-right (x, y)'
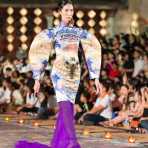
top-left (12, 90), bottom-right (23, 105)
top-left (0, 87), bottom-right (4, 99)
top-left (133, 58), bottom-right (144, 77)
top-left (26, 93), bottom-right (40, 108)
top-left (94, 95), bottom-right (112, 119)
top-left (0, 87), bottom-right (11, 104)
top-left (20, 64), bottom-right (31, 73)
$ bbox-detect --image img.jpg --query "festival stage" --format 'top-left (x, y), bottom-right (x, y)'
top-left (0, 114), bottom-right (148, 148)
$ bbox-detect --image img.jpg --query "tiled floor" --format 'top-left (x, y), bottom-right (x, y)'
top-left (0, 114), bottom-right (148, 148)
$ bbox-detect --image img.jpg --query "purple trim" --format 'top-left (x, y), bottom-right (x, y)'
top-left (15, 101), bottom-right (81, 148)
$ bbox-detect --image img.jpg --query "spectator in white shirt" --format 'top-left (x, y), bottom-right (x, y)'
top-left (0, 78), bottom-right (12, 113)
top-left (17, 86), bottom-right (40, 114)
top-left (0, 79), bottom-right (12, 104)
top-left (11, 82), bottom-right (23, 106)
top-left (80, 80), bottom-right (112, 125)
top-left (132, 50), bottom-right (144, 77)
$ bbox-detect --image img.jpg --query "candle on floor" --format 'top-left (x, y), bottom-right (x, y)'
top-left (19, 119), bottom-right (24, 124)
top-left (104, 132), bottom-right (112, 139)
top-left (34, 122), bottom-right (39, 127)
top-left (5, 117), bottom-right (10, 122)
top-left (83, 129), bottom-right (90, 136)
top-left (128, 136), bottom-right (136, 143)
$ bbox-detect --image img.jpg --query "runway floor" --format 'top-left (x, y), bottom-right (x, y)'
top-left (0, 114), bottom-right (148, 148)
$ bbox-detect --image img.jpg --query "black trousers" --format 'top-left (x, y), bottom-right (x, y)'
top-left (143, 109), bottom-right (148, 117)
top-left (83, 113), bottom-right (108, 125)
top-left (20, 107), bottom-right (38, 113)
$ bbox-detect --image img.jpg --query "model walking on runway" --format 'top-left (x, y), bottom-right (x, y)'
top-left (15, 0), bottom-right (102, 147)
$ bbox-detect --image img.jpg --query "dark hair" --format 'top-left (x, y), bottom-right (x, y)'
top-left (12, 82), bottom-right (20, 89)
top-left (6, 67), bottom-right (12, 71)
top-left (121, 84), bottom-right (129, 90)
top-left (58, 0), bottom-right (73, 10)
top-left (100, 80), bottom-right (110, 92)
top-left (4, 77), bottom-right (11, 84)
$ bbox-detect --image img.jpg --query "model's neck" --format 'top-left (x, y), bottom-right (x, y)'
top-left (61, 21), bottom-right (68, 26)
top-left (60, 20), bottom-right (73, 27)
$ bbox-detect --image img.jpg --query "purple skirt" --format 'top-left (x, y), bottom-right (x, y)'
top-left (15, 101), bottom-right (81, 148)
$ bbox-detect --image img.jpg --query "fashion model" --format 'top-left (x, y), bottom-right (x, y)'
top-left (15, 0), bottom-right (102, 147)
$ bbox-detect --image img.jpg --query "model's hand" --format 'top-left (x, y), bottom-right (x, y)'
top-left (95, 79), bottom-right (102, 95)
top-left (34, 80), bottom-right (40, 95)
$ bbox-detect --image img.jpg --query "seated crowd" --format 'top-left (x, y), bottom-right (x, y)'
top-left (0, 33), bottom-right (147, 133)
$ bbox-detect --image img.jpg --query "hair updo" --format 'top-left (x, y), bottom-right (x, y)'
top-left (58, 0), bottom-right (73, 10)
top-left (57, 0), bottom-right (74, 26)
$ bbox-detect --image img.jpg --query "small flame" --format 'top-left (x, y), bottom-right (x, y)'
top-left (128, 136), bottom-right (136, 143)
top-left (104, 132), bottom-right (112, 139)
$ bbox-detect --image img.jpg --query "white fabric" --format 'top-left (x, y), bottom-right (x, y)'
top-left (94, 95), bottom-right (112, 119)
top-left (20, 64), bottom-right (31, 73)
top-left (0, 87), bottom-right (4, 99)
top-left (26, 93), bottom-right (40, 108)
top-left (109, 93), bottom-right (116, 101)
top-left (12, 90), bottom-right (23, 105)
top-left (133, 58), bottom-right (144, 77)
top-left (0, 88), bottom-right (11, 104)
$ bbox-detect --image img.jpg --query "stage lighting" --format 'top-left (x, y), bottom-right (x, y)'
top-left (7, 44), bottom-right (14, 51)
top-left (21, 43), bottom-right (28, 50)
top-left (7, 16), bottom-right (14, 25)
top-left (76, 10), bottom-right (84, 19)
top-left (99, 20), bottom-right (107, 27)
top-left (20, 26), bottom-right (27, 34)
top-left (6, 26), bottom-right (14, 34)
top-left (20, 17), bottom-right (28, 25)
top-left (7, 7), bottom-right (14, 15)
top-left (88, 10), bottom-right (96, 18)
top-left (100, 28), bottom-right (107, 36)
top-left (76, 19), bottom-right (84, 27)
top-left (34, 8), bottom-right (42, 16)
top-left (89, 28), bottom-right (95, 34)
top-left (7, 35), bottom-right (14, 43)
top-left (100, 11), bottom-right (106, 19)
top-left (34, 17), bottom-right (42, 25)
top-left (34, 26), bottom-right (42, 33)
top-left (20, 8), bottom-right (28, 16)
top-left (88, 19), bottom-right (96, 27)
top-left (19, 35), bottom-right (28, 42)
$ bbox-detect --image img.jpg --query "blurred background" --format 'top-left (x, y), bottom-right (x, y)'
top-left (0, 0), bottom-right (147, 56)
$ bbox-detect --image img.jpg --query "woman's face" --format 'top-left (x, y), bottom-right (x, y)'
top-left (100, 84), bottom-right (107, 94)
top-left (120, 86), bottom-right (129, 96)
top-left (60, 4), bottom-right (74, 24)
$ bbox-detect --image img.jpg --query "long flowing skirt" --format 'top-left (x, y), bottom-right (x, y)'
top-left (15, 101), bottom-right (81, 148)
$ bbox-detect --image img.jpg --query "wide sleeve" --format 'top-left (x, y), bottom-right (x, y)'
top-left (28, 29), bottom-right (54, 80)
top-left (80, 30), bottom-right (101, 79)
